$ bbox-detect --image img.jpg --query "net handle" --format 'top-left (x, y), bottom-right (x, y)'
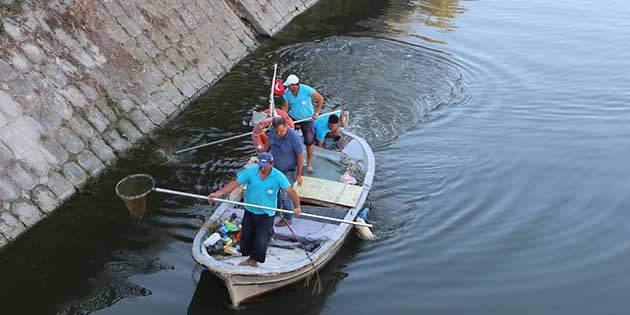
top-left (153, 187), bottom-right (372, 228)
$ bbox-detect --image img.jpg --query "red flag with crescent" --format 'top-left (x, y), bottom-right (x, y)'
top-left (273, 79), bottom-right (285, 95)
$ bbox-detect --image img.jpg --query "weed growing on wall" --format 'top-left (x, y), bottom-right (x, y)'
top-left (1, 0), bottom-right (26, 34)
top-left (0, 0), bottom-right (25, 11)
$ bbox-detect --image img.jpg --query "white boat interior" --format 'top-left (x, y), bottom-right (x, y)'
top-left (209, 205), bottom-right (348, 268)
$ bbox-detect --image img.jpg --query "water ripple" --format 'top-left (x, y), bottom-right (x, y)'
top-left (276, 36), bottom-right (471, 146)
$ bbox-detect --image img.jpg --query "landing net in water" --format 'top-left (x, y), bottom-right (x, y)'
top-left (115, 174), bottom-right (155, 218)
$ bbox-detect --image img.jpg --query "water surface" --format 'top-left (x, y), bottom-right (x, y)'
top-left (2, 0), bottom-right (630, 314)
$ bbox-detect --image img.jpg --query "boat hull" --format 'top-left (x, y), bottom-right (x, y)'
top-left (220, 225), bottom-right (350, 307)
top-left (192, 129), bottom-right (374, 307)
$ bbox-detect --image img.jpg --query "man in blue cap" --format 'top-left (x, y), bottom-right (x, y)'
top-left (208, 152), bottom-right (302, 267)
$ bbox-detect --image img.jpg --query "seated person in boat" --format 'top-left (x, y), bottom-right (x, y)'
top-left (208, 152), bottom-right (302, 267)
top-left (314, 110), bottom-right (347, 149)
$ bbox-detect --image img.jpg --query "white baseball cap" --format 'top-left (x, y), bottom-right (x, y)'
top-left (283, 74), bottom-right (299, 86)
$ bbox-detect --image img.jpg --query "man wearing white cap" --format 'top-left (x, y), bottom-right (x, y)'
top-left (281, 74), bottom-right (324, 173)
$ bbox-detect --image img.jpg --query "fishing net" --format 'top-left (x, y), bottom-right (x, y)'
top-left (115, 174), bottom-right (155, 218)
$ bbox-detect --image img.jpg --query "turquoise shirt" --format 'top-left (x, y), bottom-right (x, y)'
top-left (314, 113), bottom-right (341, 142)
top-left (236, 165), bottom-right (291, 216)
top-left (283, 84), bottom-right (316, 120)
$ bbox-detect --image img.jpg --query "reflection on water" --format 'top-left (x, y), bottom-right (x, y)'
top-left (57, 282), bottom-right (151, 315)
top-left (56, 251), bottom-right (168, 315)
top-left (409, 0), bottom-right (465, 31)
top-left (352, 0), bottom-right (465, 42)
top-left (280, 0), bottom-right (464, 42)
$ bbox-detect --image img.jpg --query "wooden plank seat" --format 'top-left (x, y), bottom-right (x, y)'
top-left (294, 176), bottom-right (362, 208)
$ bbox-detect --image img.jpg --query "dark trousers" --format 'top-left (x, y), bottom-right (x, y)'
top-left (240, 210), bottom-right (274, 263)
top-left (294, 120), bottom-right (315, 145)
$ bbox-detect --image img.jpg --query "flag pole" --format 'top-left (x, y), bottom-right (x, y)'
top-left (269, 63), bottom-right (278, 117)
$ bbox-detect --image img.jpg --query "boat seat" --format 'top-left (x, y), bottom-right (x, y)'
top-left (294, 176), bottom-right (362, 208)
top-left (272, 216), bottom-right (337, 243)
top-left (217, 208), bottom-right (337, 243)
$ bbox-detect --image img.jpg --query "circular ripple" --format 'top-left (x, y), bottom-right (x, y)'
top-left (275, 36), bottom-right (471, 147)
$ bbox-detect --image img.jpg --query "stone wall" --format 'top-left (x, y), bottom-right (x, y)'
top-left (0, 0), bottom-right (317, 249)
top-left (232, 0), bottom-right (319, 37)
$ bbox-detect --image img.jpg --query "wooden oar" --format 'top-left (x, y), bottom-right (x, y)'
top-left (153, 187), bottom-right (372, 228)
top-left (174, 110), bottom-right (342, 154)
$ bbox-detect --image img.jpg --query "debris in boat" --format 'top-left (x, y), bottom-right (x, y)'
top-left (224, 246), bottom-right (239, 255)
top-left (358, 208), bottom-right (369, 219)
top-left (299, 241), bottom-right (320, 252)
top-left (204, 215), bottom-right (243, 256)
top-left (341, 172), bottom-right (358, 184)
top-left (203, 233), bottom-right (221, 247)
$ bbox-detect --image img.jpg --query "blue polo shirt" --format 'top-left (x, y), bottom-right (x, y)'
top-left (314, 112), bottom-right (341, 142)
top-left (283, 84), bottom-right (316, 120)
top-left (236, 165), bottom-right (291, 216)
top-left (268, 127), bottom-right (303, 171)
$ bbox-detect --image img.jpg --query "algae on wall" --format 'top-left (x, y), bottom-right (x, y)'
top-left (1, 0), bottom-right (27, 34)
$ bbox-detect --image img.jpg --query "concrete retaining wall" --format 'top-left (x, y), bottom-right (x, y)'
top-left (0, 0), bottom-right (318, 249)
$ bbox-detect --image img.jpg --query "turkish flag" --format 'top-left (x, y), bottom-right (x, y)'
top-left (273, 79), bottom-right (285, 95)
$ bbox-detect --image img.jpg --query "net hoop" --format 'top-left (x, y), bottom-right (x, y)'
top-left (115, 174), bottom-right (155, 218)
top-left (115, 174), bottom-right (155, 199)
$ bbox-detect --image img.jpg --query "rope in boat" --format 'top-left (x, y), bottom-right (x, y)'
top-left (291, 156), bottom-right (355, 295)
top-left (284, 223), bottom-right (323, 295)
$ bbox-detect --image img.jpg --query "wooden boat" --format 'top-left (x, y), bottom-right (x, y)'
top-left (191, 128), bottom-right (374, 307)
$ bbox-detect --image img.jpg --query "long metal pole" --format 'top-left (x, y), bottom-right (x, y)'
top-left (293, 110), bottom-right (341, 124)
top-left (269, 63), bottom-right (277, 115)
top-left (153, 187), bottom-right (372, 228)
top-left (175, 132), bottom-right (254, 154)
top-left (174, 110), bottom-right (342, 154)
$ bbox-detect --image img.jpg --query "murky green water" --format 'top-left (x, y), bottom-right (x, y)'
top-left (2, 0), bottom-right (630, 314)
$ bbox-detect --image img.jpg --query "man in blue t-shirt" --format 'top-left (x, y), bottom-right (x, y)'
top-left (281, 74), bottom-right (324, 173)
top-left (208, 152), bottom-right (301, 267)
top-left (263, 116), bottom-right (304, 227)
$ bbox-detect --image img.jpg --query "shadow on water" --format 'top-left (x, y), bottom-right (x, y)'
top-left (0, 40), bottom-right (468, 315)
top-left (56, 250), bottom-right (160, 315)
top-left (0, 0), bottom-right (473, 313)
top-left (0, 146), bottom-right (188, 314)
top-left (2, 0), bottom-right (627, 314)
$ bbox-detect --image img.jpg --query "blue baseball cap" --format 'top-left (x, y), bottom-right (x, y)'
top-left (258, 152), bottom-right (274, 167)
